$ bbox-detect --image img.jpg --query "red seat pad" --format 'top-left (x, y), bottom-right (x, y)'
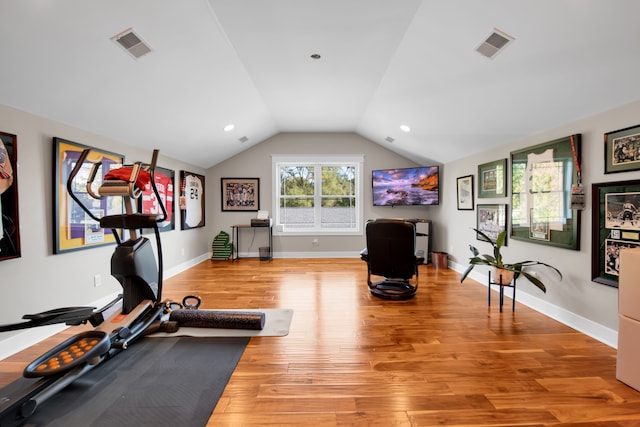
top-left (104, 167), bottom-right (151, 190)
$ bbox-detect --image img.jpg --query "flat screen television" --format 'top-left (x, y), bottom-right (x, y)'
top-left (372, 166), bottom-right (439, 206)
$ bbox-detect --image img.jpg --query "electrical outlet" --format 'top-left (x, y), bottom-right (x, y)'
top-left (312, 239), bottom-right (319, 246)
top-left (181, 247), bottom-right (185, 256)
top-left (94, 274), bottom-right (101, 287)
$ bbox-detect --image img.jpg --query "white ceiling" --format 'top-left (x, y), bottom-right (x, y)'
top-left (1, 0), bottom-right (640, 169)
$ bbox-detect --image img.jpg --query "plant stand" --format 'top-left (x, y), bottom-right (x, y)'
top-left (488, 270), bottom-right (516, 312)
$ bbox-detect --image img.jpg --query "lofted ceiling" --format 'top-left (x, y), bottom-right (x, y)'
top-left (1, 0), bottom-right (640, 169)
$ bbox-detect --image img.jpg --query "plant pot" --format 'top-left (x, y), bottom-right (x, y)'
top-left (494, 268), bottom-right (514, 285)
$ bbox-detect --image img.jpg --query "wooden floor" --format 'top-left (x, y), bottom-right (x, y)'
top-left (2, 258), bottom-right (640, 426)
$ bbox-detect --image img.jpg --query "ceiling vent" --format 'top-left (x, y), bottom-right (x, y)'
top-left (238, 136), bottom-right (249, 143)
top-left (111, 28), bottom-right (152, 59)
top-left (385, 136), bottom-right (395, 143)
top-left (475, 28), bottom-right (514, 59)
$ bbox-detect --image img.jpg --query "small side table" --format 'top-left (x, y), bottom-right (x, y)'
top-left (230, 224), bottom-right (273, 261)
top-left (488, 270), bottom-right (517, 312)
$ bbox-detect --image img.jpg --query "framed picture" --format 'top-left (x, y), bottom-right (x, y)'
top-left (510, 134), bottom-right (581, 250)
top-left (179, 171), bottom-right (205, 229)
top-left (53, 137), bottom-right (124, 254)
top-left (591, 179), bottom-right (640, 287)
top-left (0, 131), bottom-right (20, 261)
top-left (456, 175), bottom-right (474, 210)
top-left (476, 204), bottom-right (507, 244)
top-left (138, 166), bottom-right (175, 233)
top-left (604, 124), bottom-right (640, 174)
top-left (221, 177), bottom-right (259, 212)
top-left (477, 159), bottom-right (507, 198)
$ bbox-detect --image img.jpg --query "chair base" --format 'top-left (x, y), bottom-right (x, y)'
top-left (369, 280), bottom-right (417, 300)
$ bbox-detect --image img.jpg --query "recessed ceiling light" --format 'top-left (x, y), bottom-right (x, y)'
top-left (223, 124), bottom-right (235, 132)
top-left (400, 125), bottom-right (411, 133)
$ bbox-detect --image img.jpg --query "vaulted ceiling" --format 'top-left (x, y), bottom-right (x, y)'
top-left (1, 1), bottom-right (639, 168)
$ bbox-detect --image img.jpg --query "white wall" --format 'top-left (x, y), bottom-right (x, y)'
top-left (0, 104), bottom-right (210, 357)
top-left (431, 100), bottom-right (640, 347)
top-left (207, 132), bottom-right (441, 257)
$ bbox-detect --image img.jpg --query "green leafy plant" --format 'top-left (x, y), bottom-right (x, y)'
top-left (460, 228), bottom-right (562, 293)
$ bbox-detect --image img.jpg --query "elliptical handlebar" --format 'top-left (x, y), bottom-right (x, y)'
top-left (66, 149), bottom-right (101, 224)
top-left (147, 149), bottom-right (168, 224)
top-left (66, 148), bottom-right (169, 226)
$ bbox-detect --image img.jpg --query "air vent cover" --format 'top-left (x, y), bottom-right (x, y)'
top-left (476, 29), bottom-right (514, 59)
top-left (111, 28), bottom-right (152, 59)
top-left (385, 136), bottom-right (395, 143)
top-left (238, 136), bottom-right (249, 143)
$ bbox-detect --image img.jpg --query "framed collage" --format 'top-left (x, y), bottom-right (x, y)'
top-left (591, 179), bottom-right (640, 287)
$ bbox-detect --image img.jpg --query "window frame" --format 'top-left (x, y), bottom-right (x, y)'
top-left (272, 154), bottom-right (364, 236)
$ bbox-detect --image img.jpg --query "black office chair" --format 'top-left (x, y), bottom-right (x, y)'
top-left (360, 219), bottom-right (424, 300)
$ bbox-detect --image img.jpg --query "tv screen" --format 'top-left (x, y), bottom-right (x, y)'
top-left (372, 166), bottom-right (439, 206)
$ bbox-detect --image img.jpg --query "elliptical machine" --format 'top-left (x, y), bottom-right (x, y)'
top-left (0, 148), bottom-right (172, 426)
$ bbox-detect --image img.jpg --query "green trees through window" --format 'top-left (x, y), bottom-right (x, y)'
top-left (274, 157), bottom-right (362, 234)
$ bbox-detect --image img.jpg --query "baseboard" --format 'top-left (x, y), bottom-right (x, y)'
top-left (451, 261), bottom-right (618, 349)
top-left (266, 251), bottom-right (360, 258)
top-left (0, 254), bottom-right (210, 361)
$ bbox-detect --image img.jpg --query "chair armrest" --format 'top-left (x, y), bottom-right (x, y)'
top-left (359, 248), bottom-right (368, 261)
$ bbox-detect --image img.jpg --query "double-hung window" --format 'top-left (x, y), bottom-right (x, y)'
top-left (272, 155), bottom-right (363, 236)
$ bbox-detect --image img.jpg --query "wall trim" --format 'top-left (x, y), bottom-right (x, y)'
top-left (451, 261), bottom-right (618, 349)
top-left (244, 251), bottom-right (361, 259)
top-left (3, 255), bottom-right (616, 362)
top-left (0, 254), bottom-right (210, 361)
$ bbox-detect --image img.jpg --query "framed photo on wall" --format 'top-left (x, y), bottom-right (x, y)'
top-left (456, 175), bottom-right (474, 210)
top-left (477, 159), bottom-right (507, 198)
top-left (53, 137), bottom-right (125, 254)
top-left (0, 131), bottom-right (20, 261)
top-left (221, 177), bottom-right (260, 212)
top-left (604, 124), bottom-right (640, 174)
top-left (179, 171), bottom-right (205, 229)
top-left (591, 179), bottom-right (640, 287)
top-left (476, 204), bottom-right (507, 244)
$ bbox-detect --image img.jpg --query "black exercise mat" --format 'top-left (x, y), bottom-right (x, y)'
top-left (5, 336), bottom-right (249, 427)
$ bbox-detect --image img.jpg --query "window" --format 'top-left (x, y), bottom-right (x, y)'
top-left (272, 155), bottom-right (363, 235)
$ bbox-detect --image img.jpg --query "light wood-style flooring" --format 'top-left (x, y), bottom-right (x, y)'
top-left (2, 258), bottom-right (639, 426)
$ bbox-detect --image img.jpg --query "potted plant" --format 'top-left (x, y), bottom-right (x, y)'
top-left (460, 228), bottom-right (562, 292)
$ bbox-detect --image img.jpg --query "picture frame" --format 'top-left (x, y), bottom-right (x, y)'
top-left (53, 137), bottom-right (124, 254)
top-left (0, 131), bottom-right (21, 261)
top-left (221, 177), bottom-right (260, 212)
top-left (179, 170), bottom-right (205, 229)
top-left (604, 124), bottom-right (640, 174)
top-left (591, 179), bottom-right (640, 287)
top-left (476, 204), bottom-right (507, 244)
top-left (456, 175), bottom-right (474, 210)
top-left (510, 134), bottom-right (581, 250)
top-left (477, 159), bottom-right (507, 198)
top-left (138, 166), bottom-right (175, 233)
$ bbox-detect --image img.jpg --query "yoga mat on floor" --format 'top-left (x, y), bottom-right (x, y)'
top-left (3, 336), bottom-right (249, 427)
top-left (152, 308), bottom-right (293, 338)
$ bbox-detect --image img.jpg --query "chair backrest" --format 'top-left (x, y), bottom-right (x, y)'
top-left (365, 219), bottom-right (417, 279)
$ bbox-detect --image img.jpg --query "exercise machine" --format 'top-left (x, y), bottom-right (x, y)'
top-left (0, 149), bottom-right (172, 426)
